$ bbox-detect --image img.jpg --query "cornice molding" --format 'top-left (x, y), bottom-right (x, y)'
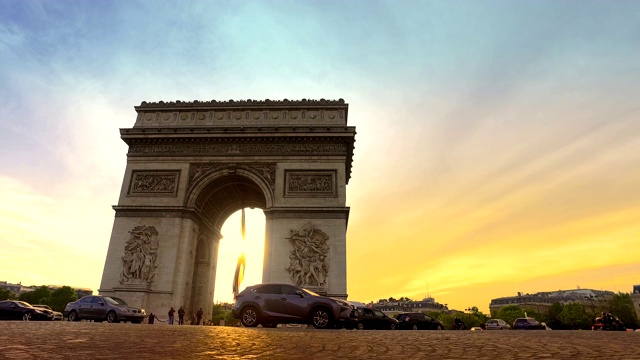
top-left (136, 98), bottom-right (346, 109)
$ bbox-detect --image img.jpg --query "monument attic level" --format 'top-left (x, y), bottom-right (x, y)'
top-left (99, 99), bottom-right (356, 321)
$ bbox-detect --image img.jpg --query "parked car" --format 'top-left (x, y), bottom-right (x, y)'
top-left (231, 283), bottom-right (353, 329)
top-left (396, 312), bottom-right (444, 330)
top-left (513, 317), bottom-right (546, 330)
top-left (486, 318), bottom-right (510, 330)
top-left (33, 305), bottom-right (63, 321)
top-left (0, 300), bottom-right (54, 321)
top-left (64, 295), bottom-right (146, 323)
top-left (351, 307), bottom-right (398, 330)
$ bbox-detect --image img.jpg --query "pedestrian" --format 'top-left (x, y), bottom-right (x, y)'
top-left (148, 313), bottom-right (166, 324)
top-left (148, 313), bottom-right (157, 324)
top-left (178, 306), bottom-right (185, 325)
top-left (197, 307), bottom-right (204, 325)
top-left (168, 307), bottom-right (175, 325)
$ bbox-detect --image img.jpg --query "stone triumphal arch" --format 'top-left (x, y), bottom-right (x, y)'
top-left (99, 99), bottom-right (356, 320)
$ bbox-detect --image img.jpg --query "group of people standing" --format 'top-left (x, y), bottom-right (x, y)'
top-left (147, 306), bottom-right (204, 325)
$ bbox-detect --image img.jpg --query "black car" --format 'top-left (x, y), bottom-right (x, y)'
top-left (351, 307), bottom-right (398, 330)
top-left (0, 300), bottom-right (54, 321)
top-left (231, 283), bottom-right (353, 329)
top-left (513, 317), bottom-right (546, 330)
top-left (396, 312), bottom-right (444, 330)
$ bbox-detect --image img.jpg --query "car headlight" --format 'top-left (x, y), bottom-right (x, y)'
top-left (332, 299), bottom-right (349, 307)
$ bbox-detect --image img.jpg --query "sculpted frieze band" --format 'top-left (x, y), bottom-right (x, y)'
top-left (128, 143), bottom-right (347, 156)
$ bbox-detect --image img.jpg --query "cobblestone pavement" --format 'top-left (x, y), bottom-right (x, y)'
top-left (0, 322), bottom-right (638, 360)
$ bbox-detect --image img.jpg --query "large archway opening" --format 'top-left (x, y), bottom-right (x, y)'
top-left (191, 173), bottom-right (269, 308)
top-left (213, 208), bottom-right (265, 304)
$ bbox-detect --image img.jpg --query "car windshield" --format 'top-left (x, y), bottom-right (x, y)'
top-left (15, 301), bottom-right (32, 308)
top-left (104, 297), bottom-right (128, 305)
top-left (34, 305), bottom-right (51, 310)
top-left (300, 288), bottom-right (320, 297)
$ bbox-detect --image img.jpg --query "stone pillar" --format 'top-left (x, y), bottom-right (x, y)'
top-left (263, 209), bottom-right (348, 298)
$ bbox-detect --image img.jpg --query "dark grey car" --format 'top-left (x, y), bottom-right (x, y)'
top-left (231, 283), bottom-right (353, 329)
top-left (64, 295), bottom-right (146, 323)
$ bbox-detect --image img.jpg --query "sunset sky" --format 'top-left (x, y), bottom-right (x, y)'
top-left (1, 1), bottom-right (639, 312)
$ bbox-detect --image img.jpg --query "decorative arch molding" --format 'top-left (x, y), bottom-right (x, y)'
top-left (185, 163), bottom-right (275, 209)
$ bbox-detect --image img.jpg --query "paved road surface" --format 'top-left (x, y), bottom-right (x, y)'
top-left (0, 322), bottom-right (638, 359)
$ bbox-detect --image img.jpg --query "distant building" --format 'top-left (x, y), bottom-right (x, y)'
top-left (490, 288), bottom-right (615, 315)
top-left (0, 281), bottom-right (23, 295)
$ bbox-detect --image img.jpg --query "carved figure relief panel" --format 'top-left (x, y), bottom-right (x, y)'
top-left (285, 223), bottom-right (329, 287)
top-left (128, 170), bottom-right (180, 197)
top-left (285, 170), bottom-right (337, 198)
top-left (119, 225), bottom-right (160, 288)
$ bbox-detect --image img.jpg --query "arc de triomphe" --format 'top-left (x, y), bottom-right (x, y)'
top-left (98, 99), bottom-right (356, 320)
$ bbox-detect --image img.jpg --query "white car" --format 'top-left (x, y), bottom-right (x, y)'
top-left (33, 305), bottom-right (63, 321)
top-left (486, 319), bottom-right (510, 330)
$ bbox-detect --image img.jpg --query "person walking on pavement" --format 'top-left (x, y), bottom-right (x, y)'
top-left (168, 307), bottom-right (175, 325)
top-left (178, 306), bottom-right (185, 325)
top-left (197, 307), bottom-right (204, 325)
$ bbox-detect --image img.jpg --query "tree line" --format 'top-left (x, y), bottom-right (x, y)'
top-left (423, 293), bottom-right (639, 330)
top-left (0, 285), bottom-right (78, 313)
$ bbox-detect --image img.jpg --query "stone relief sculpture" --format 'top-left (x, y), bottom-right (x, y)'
top-left (130, 172), bottom-right (178, 194)
top-left (288, 174), bottom-right (333, 192)
top-left (285, 223), bottom-right (329, 287)
top-left (129, 143), bottom-right (347, 156)
top-left (120, 225), bottom-right (160, 287)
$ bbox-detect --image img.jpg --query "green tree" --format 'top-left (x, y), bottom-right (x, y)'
top-left (0, 288), bottom-right (16, 300)
top-left (558, 303), bottom-right (592, 330)
top-left (609, 292), bottom-right (639, 328)
top-left (545, 302), bottom-right (565, 330)
top-left (388, 297), bottom-right (397, 302)
top-left (19, 286), bottom-right (52, 305)
top-left (223, 311), bottom-right (240, 326)
top-left (495, 305), bottom-right (525, 326)
top-left (49, 286), bottom-right (77, 312)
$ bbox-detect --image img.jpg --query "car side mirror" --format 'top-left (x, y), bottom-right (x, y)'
top-left (295, 290), bottom-right (304, 298)
top-left (98, 302), bottom-right (104, 306)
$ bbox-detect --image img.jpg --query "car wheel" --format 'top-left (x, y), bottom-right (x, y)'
top-left (240, 307), bottom-right (259, 327)
top-left (106, 310), bottom-right (118, 323)
top-left (68, 310), bottom-right (79, 322)
top-left (23, 312), bottom-right (32, 321)
top-left (412, 324), bottom-right (418, 330)
top-left (437, 324), bottom-right (444, 330)
top-left (357, 322), bottom-right (365, 330)
top-left (311, 307), bottom-right (332, 329)
top-left (390, 323), bottom-right (397, 330)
